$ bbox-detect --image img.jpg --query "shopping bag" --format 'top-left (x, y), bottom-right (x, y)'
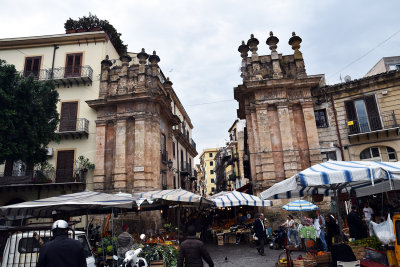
top-left (371, 214), bottom-right (395, 245)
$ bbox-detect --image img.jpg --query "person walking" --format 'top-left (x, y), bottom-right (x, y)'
top-left (282, 215), bottom-right (299, 248)
top-left (37, 220), bottom-right (87, 267)
top-left (177, 225), bottom-right (214, 267)
top-left (347, 206), bottom-right (367, 240)
top-left (363, 203), bottom-right (374, 236)
top-left (314, 209), bottom-right (327, 251)
top-left (117, 224), bottom-right (135, 259)
top-left (325, 214), bottom-right (340, 251)
top-left (253, 213), bottom-right (267, 256)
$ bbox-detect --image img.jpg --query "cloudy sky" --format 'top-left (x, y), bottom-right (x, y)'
top-left (1, 0), bottom-right (399, 162)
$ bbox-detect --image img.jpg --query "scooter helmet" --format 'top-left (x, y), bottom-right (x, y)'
top-left (51, 220), bottom-right (68, 230)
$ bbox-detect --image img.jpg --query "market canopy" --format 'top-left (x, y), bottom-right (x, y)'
top-left (132, 188), bottom-right (213, 207)
top-left (208, 190), bottom-right (273, 207)
top-left (260, 161), bottom-right (400, 200)
top-left (282, 200), bottom-right (318, 211)
top-left (0, 190), bottom-right (135, 220)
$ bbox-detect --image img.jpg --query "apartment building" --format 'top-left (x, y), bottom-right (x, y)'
top-left (0, 30), bottom-right (197, 205)
top-left (199, 148), bottom-right (219, 196)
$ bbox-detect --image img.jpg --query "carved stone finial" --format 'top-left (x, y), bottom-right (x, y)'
top-left (238, 40), bottom-right (250, 59)
top-left (137, 48), bottom-right (149, 64)
top-left (120, 54), bottom-right (132, 63)
top-left (247, 34), bottom-right (259, 56)
top-left (288, 32), bottom-right (303, 60)
top-left (164, 76), bottom-right (173, 87)
top-left (266, 31), bottom-right (279, 52)
top-left (101, 55), bottom-right (113, 67)
top-left (149, 50), bottom-right (160, 65)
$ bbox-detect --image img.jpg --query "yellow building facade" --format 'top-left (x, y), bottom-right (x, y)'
top-left (199, 148), bottom-right (219, 196)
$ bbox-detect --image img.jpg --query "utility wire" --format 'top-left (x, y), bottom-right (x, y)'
top-left (328, 29), bottom-right (400, 79)
top-left (186, 99), bottom-right (236, 107)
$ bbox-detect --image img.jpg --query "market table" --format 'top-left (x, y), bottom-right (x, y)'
top-left (360, 259), bottom-right (387, 267)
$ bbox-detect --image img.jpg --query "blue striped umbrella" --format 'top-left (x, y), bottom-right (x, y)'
top-left (282, 200), bottom-right (318, 211)
top-left (207, 191), bottom-right (273, 207)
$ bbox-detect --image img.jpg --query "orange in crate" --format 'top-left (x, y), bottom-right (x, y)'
top-left (305, 240), bottom-right (314, 248)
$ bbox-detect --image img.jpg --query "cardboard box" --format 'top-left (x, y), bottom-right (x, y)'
top-left (217, 234), bottom-right (224, 246)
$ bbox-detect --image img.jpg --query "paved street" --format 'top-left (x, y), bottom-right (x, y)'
top-left (205, 243), bottom-right (302, 267)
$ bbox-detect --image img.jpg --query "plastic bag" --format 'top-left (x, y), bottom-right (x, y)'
top-left (371, 214), bottom-right (395, 245)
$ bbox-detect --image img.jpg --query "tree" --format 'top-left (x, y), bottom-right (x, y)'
top-left (0, 59), bottom-right (59, 168)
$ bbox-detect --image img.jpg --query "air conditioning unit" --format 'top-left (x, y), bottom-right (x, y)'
top-left (46, 148), bottom-right (54, 156)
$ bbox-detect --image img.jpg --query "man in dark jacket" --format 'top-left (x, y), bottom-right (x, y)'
top-left (37, 220), bottom-right (87, 267)
top-left (177, 225), bottom-right (214, 267)
top-left (347, 206), bottom-right (367, 240)
top-left (253, 213), bottom-right (267, 256)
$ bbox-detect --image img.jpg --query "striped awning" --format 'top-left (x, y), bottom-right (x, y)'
top-left (260, 161), bottom-right (400, 200)
top-left (208, 191), bottom-right (273, 207)
top-left (132, 189), bottom-right (213, 206)
top-left (0, 190), bottom-right (134, 219)
top-left (282, 200), bottom-right (318, 211)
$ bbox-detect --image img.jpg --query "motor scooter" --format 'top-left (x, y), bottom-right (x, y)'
top-left (269, 226), bottom-right (286, 250)
top-left (114, 234), bottom-right (148, 267)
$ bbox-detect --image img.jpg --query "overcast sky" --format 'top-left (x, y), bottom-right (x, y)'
top-left (1, 0), bottom-right (399, 163)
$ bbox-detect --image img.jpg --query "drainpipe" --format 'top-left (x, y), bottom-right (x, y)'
top-left (331, 95), bottom-right (345, 160)
top-left (51, 44), bottom-right (59, 79)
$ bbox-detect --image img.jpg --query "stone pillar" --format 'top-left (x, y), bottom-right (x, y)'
top-left (93, 122), bottom-right (106, 191)
top-left (267, 104), bottom-right (285, 181)
top-left (292, 103), bottom-right (310, 170)
top-left (118, 55), bottom-right (132, 95)
top-left (245, 112), bottom-right (257, 187)
top-left (126, 118), bottom-right (135, 192)
top-left (114, 119), bottom-right (127, 191)
top-left (289, 32), bottom-right (307, 78)
top-left (149, 51), bottom-right (160, 78)
top-left (301, 101), bottom-right (322, 165)
top-left (133, 118), bottom-right (146, 191)
top-left (99, 56), bottom-right (113, 99)
top-left (266, 32), bottom-right (283, 79)
top-left (137, 48), bottom-right (149, 89)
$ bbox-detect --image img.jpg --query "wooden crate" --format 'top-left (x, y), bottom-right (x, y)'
top-left (149, 260), bottom-right (164, 267)
top-left (314, 252), bottom-right (330, 265)
top-left (292, 259), bottom-right (316, 267)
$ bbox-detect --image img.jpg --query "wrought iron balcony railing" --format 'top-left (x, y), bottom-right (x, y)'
top-left (0, 169), bottom-right (85, 185)
top-left (56, 118), bottom-right (89, 138)
top-left (346, 110), bottom-right (399, 136)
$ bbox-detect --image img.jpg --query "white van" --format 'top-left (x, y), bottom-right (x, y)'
top-left (1, 229), bottom-right (95, 267)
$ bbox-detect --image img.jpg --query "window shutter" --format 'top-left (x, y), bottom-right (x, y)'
top-left (59, 102), bottom-right (78, 132)
top-left (344, 100), bottom-right (360, 134)
top-left (364, 95), bottom-right (382, 131)
top-left (56, 150), bottom-right (74, 182)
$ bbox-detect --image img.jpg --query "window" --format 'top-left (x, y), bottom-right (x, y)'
top-left (59, 102), bottom-right (78, 132)
top-left (211, 178), bottom-right (215, 183)
top-left (173, 142), bottom-right (176, 158)
top-left (210, 161), bottom-right (214, 166)
top-left (345, 95), bottom-right (382, 134)
top-left (387, 147), bottom-right (397, 161)
top-left (211, 187), bottom-right (215, 192)
top-left (24, 56), bottom-right (41, 78)
top-left (210, 170), bottom-right (214, 175)
top-left (209, 153), bottom-right (213, 158)
top-left (161, 133), bottom-right (167, 162)
top-left (314, 109), bottom-right (328, 128)
top-left (65, 53), bottom-right (82, 77)
top-left (321, 151), bottom-right (337, 162)
top-left (360, 147), bottom-right (381, 161)
top-left (389, 64), bottom-right (400, 71)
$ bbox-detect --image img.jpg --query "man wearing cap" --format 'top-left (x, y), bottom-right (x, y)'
top-left (117, 224), bottom-right (135, 258)
top-left (37, 220), bottom-right (87, 267)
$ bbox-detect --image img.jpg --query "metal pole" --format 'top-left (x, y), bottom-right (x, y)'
top-left (177, 204), bottom-right (181, 244)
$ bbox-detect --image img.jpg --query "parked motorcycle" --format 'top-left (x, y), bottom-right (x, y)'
top-left (114, 234), bottom-right (148, 267)
top-left (269, 226), bottom-right (286, 250)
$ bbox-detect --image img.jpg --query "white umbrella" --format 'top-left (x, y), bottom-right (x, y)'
top-left (282, 200), bottom-right (318, 211)
top-left (132, 188), bottom-right (213, 206)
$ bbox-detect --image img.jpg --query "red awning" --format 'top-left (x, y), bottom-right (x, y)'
top-left (236, 183), bottom-right (251, 193)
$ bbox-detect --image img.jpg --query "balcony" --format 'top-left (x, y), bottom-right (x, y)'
top-left (0, 169), bottom-right (85, 186)
top-left (56, 118), bottom-right (89, 139)
top-left (48, 66), bottom-right (93, 86)
top-left (180, 162), bottom-right (192, 176)
top-left (346, 111), bottom-right (399, 139)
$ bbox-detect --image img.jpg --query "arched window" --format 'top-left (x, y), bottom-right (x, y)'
top-left (360, 146), bottom-right (397, 161)
top-left (360, 147), bottom-right (381, 161)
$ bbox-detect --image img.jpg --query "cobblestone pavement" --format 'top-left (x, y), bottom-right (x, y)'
top-left (204, 243), bottom-right (302, 267)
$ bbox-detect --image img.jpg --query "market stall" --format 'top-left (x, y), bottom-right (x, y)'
top-left (206, 191), bottom-right (272, 245)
